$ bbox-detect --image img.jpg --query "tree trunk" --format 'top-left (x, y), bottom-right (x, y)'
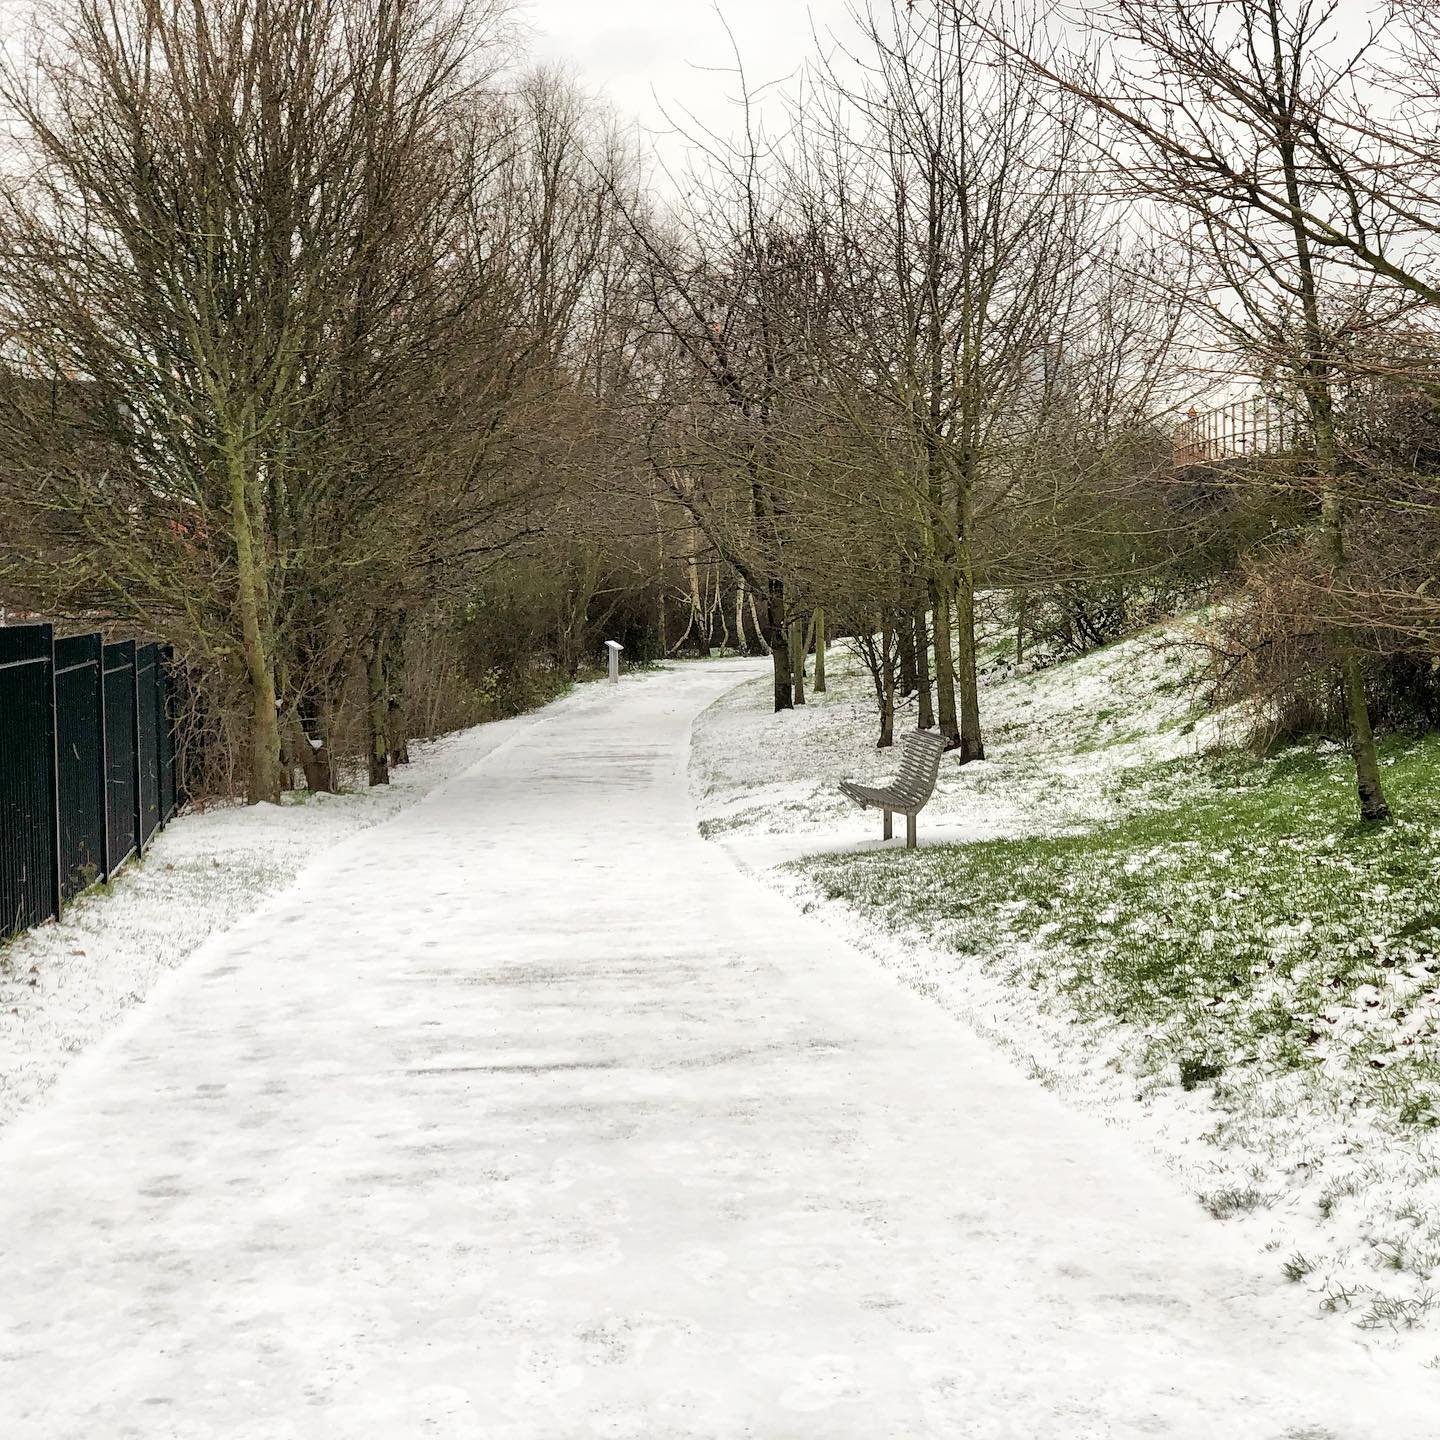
top-left (386, 707), bottom-right (409, 767)
top-left (1322, 494), bottom-right (1389, 821)
top-left (914, 607), bottom-right (934, 729)
top-left (1266, 14), bottom-right (1389, 822)
top-left (275, 666), bottom-right (295, 791)
top-left (750, 592), bottom-right (770, 657)
top-left (288, 642), bottom-right (338, 793)
top-left (364, 631), bottom-right (390, 787)
top-left (385, 621), bottom-right (410, 768)
top-left (712, 577), bottom-right (729, 653)
top-left (954, 487), bottom-right (985, 763)
top-left (1341, 647), bottom-right (1389, 820)
top-left (687, 550), bottom-right (711, 656)
top-left (878, 614), bottom-right (895, 748)
top-left (790, 619), bottom-right (806, 705)
top-left (293, 694), bottom-right (335, 794)
top-left (931, 580), bottom-right (959, 749)
top-left (813, 607), bottom-right (827, 693)
top-left (229, 449), bottom-right (282, 804)
top-left (898, 615), bottom-right (917, 695)
top-left (288, 711), bottom-right (324, 793)
top-left (768, 576), bottom-right (792, 711)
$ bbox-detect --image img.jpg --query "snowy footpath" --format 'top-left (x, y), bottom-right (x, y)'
top-left (0, 661), bottom-right (1428, 1437)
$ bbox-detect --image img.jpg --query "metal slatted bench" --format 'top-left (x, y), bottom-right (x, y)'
top-left (839, 729), bottom-right (948, 849)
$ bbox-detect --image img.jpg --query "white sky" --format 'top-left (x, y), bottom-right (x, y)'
top-left (523, 1), bottom-right (859, 164)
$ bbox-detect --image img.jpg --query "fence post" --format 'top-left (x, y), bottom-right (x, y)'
top-left (97, 635), bottom-right (112, 881)
top-left (159, 645), bottom-right (177, 824)
top-left (46, 627), bottom-right (63, 923)
top-left (153, 653), bottom-right (162, 831)
top-left (130, 642), bottom-right (143, 857)
top-left (154, 650), bottom-right (165, 831)
top-left (0, 622), bottom-right (63, 936)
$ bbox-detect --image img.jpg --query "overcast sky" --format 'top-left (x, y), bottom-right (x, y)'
top-left (524, 1), bottom-right (858, 165)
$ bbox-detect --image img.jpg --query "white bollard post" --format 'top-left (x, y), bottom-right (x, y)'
top-left (604, 639), bottom-right (623, 684)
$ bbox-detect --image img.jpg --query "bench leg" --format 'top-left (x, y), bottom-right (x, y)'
top-left (883, 810), bottom-right (892, 841)
top-left (906, 813), bottom-right (917, 849)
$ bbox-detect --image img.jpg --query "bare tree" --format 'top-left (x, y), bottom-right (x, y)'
top-left (0, 0), bottom-right (512, 800)
top-left (979, 0), bottom-right (1396, 818)
top-left (799, 0), bottom-right (1099, 756)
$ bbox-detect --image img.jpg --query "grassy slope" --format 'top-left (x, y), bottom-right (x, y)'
top-left (807, 740), bottom-right (1440, 1118)
top-left (697, 631), bottom-right (1440, 1337)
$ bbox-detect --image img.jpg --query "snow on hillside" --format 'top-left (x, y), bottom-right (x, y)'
top-left (694, 626), bottom-right (1216, 862)
top-left (691, 626), bottom-right (1440, 1363)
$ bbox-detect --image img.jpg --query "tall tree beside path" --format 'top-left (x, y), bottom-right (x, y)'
top-left (803, 0), bottom-right (1096, 757)
top-left (960, 0), bottom-right (1398, 820)
top-left (0, 0), bottom-right (509, 802)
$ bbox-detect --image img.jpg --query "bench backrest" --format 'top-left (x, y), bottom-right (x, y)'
top-left (893, 729), bottom-right (948, 805)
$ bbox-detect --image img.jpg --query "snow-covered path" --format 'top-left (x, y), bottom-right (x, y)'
top-left (0, 662), bottom-right (1425, 1437)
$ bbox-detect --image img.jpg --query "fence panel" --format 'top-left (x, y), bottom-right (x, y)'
top-left (54, 633), bottom-right (108, 899)
top-left (136, 643), bottom-right (161, 847)
top-left (103, 640), bottom-right (138, 869)
top-left (0, 624), bottom-right (60, 940)
top-left (3, 626), bottom-right (180, 940)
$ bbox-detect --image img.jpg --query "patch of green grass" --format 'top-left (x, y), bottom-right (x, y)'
top-left (1179, 1055), bottom-right (1226, 1091)
top-left (1358, 1290), bottom-right (1439, 1330)
top-left (1202, 1185), bottom-right (1274, 1219)
top-left (1284, 1252), bottom-right (1316, 1282)
top-left (798, 732), bottom-right (1440, 1133)
top-left (1318, 1175), bottom-right (1362, 1220)
top-left (1070, 699), bottom-right (1209, 754)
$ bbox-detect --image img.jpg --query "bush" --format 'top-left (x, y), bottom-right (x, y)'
top-left (1200, 539), bottom-right (1440, 749)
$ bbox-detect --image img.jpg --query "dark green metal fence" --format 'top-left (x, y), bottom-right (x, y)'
top-left (1, 624), bottom-right (177, 941)
top-left (0, 624), bottom-right (59, 938)
top-left (103, 640), bottom-right (139, 871)
top-left (137, 643), bottom-right (161, 847)
top-left (54, 633), bottom-right (108, 900)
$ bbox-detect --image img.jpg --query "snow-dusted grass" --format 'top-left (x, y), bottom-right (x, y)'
top-left (695, 626), bottom-right (1214, 862)
top-left (0, 710), bottom-right (544, 1132)
top-left (692, 628), bottom-right (1440, 1353)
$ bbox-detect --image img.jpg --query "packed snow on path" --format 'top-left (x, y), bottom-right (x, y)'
top-left (1, 658), bottom-right (1432, 1437)
top-left (0, 705), bottom-right (549, 1133)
